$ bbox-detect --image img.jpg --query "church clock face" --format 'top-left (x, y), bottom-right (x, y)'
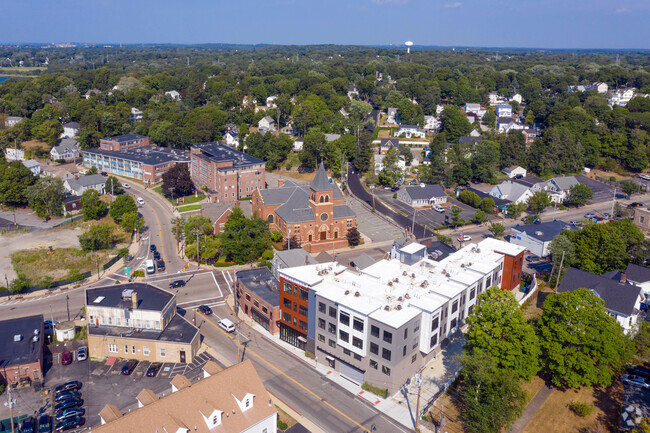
top-left (320, 213), bottom-right (328, 221)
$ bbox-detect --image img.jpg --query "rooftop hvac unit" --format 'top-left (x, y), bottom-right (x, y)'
top-left (405, 293), bottom-right (411, 299)
top-left (393, 278), bottom-right (399, 283)
top-left (396, 304), bottom-right (402, 310)
top-left (398, 296), bottom-right (403, 302)
top-left (13, 334), bottom-right (21, 342)
top-left (32, 335), bottom-right (39, 343)
top-left (411, 273), bottom-right (416, 278)
top-left (388, 281), bottom-right (393, 286)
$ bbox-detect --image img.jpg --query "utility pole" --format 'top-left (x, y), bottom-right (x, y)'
top-left (412, 209), bottom-right (417, 236)
top-left (66, 294), bottom-right (70, 321)
top-left (554, 251), bottom-right (565, 291)
top-left (414, 374), bottom-right (422, 431)
top-left (611, 187), bottom-right (616, 216)
top-left (288, 227), bottom-right (291, 251)
top-left (4, 384), bottom-right (16, 433)
top-left (96, 256), bottom-right (100, 281)
top-left (195, 228), bottom-right (200, 269)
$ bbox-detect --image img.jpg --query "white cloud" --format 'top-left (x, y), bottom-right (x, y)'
top-left (443, 2), bottom-right (462, 8)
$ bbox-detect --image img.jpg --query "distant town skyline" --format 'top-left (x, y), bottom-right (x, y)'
top-left (1, 0), bottom-right (649, 50)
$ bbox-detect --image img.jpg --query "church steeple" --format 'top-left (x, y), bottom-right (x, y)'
top-left (310, 161), bottom-right (330, 192)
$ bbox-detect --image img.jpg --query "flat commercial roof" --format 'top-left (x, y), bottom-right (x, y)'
top-left (236, 268), bottom-right (279, 307)
top-left (191, 142), bottom-right (264, 170)
top-left (0, 314), bottom-right (44, 368)
top-left (83, 146), bottom-right (190, 166)
top-left (86, 283), bottom-right (174, 312)
top-left (88, 314), bottom-right (198, 344)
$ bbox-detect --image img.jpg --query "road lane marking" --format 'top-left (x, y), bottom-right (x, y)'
top-left (221, 271), bottom-right (232, 293)
top-left (197, 312), bottom-right (371, 433)
top-left (211, 272), bottom-right (224, 297)
top-left (147, 201), bottom-right (166, 264)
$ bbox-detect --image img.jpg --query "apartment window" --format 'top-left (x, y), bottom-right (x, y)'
top-left (293, 302), bottom-right (297, 312)
top-left (470, 287), bottom-right (476, 300)
top-left (300, 288), bottom-right (308, 301)
top-left (299, 320), bottom-right (307, 331)
top-left (382, 365), bottom-right (391, 376)
top-left (339, 330), bottom-right (350, 343)
top-left (143, 346), bottom-right (150, 356)
top-left (254, 300), bottom-right (259, 308)
top-left (451, 318), bottom-right (457, 329)
top-left (132, 345), bottom-right (136, 354)
top-left (382, 348), bottom-right (392, 361)
top-left (318, 302), bottom-right (326, 313)
top-left (283, 281), bottom-right (292, 293)
top-left (414, 323), bottom-right (420, 333)
top-left (299, 305), bottom-right (308, 316)
top-left (283, 298), bottom-right (292, 309)
top-left (108, 344), bottom-right (118, 353)
top-left (283, 312), bottom-right (291, 323)
top-left (411, 354), bottom-right (417, 363)
top-left (352, 353), bottom-right (361, 361)
top-left (352, 336), bottom-right (363, 350)
top-left (403, 345), bottom-right (407, 356)
top-left (246, 294), bottom-right (251, 301)
top-left (452, 300), bottom-right (458, 314)
top-left (404, 328), bottom-right (408, 339)
top-left (329, 306), bottom-right (336, 318)
top-left (262, 306), bottom-right (268, 314)
top-left (430, 334), bottom-right (438, 348)
top-left (468, 305), bottom-right (474, 316)
top-left (160, 348), bottom-right (166, 357)
top-left (318, 318), bottom-right (326, 329)
top-left (318, 334), bottom-right (325, 342)
top-left (328, 339), bottom-right (336, 348)
top-left (486, 276), bottom-right (492, 287)
top-left (353, 318), bottom-right (364, 332)
top-left (328, 322), bottom-right (337, 334)
top-left (371, 325), bottom-right (380, 338)
top-left (413, 340), bottom-right (419, 350)
top-left (124, 345), bottom-right (128, 353)
top-left (108, 317), bottom-right (112, 325)
top-left (431, 316), bottom-right (439, 332)
top-left (383, 331), bottom-right (392, 344)
top-left (370, 359), bottom-right (378, 369)
top-left (370, 342), bottom-right (379, 355)
top-left (340, 312), bottom-right (350, 326)
top-left (642, 216), bottom-right (646, 224)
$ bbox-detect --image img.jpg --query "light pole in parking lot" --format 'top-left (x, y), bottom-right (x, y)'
top-left (66, 295), bottom-right (70, 321)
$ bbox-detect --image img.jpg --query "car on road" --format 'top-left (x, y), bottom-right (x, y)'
top-left (38, 415), bottom-right (51, 433)
top-left (146, 362), bottom-right (163, 377)
top-left (123, 254), bottom-right (133, 263)
top-left (629, 202), bottom-right (643, 208)
top-left (621, 374), bottom-right (650, 389)
top-left (153, 251), bottom-right (161, 260)
top-left (457, 234), bottom-right (471, 242)
top-left (54, 417), bottom-right (84, 432)
top-left (55, 381), bottom-right (82, 394)
top-left (197, 305), bottom-right (213, 315)
top-left (218, 318), bottom-right (236, 332)
top-left (137, 197), bottom-right (145, 205)
top-left (169, 280), bottom-right (185, 289)
top-left (584, 212), bottom-right (597, 219)
top-left (157, 260), bottom-right (165, 271)
top-left (54, 391), bottom-right (81, 403)
top-left (55, 408), bottom-right (85, 423)
top-left (77, 347), bottom-right (87, 361)
top-left (121, 359), bottom-right (138, 375)
top-left (100, 171), bottom-right (108, 177)
top-left (150, 244), bottom-right (157, 252)
top-left (44, 320), bottom-right (58, 332)
top-left (122, 183), bottom-right (130, 189)
top-left (21, 418), bottom-right (35, 433)
top-left (526, 255), bottom-right (540, 262)
top-left (61, 351), bottom-right (72, 365)
top-left (390, 186), bottom-right (399, 192)
top-left (433, 205), bottom-right (445, 213)
top-left (54, 398), bottom-right (83, 413)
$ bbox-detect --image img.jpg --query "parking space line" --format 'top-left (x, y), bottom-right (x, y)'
top-left (211, 272), bottom-right (224, 297)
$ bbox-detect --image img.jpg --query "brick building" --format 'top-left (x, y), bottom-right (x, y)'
top-left (0, 314), bottom-right (44, 386)
top-left (252, 162), bottom-right (356, 253)
top-left (235, 268), bottom-right (281, 335)
top-left (100, 134), bottom-right (150, 151)
top-left (189, 143), bottom-right (266, 202)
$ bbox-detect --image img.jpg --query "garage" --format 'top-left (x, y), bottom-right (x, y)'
top-left (339, 360), bottom-right (365, 384)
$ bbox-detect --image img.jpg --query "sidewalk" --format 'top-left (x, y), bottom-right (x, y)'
top-left (224, 295), bottom-right (438, 433)
top-left (508, 384), bottom-right (553, 433)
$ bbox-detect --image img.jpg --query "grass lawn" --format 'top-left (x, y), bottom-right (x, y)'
top-left (522, 381), bottom-right (623, 433)
top-left (423, 391), bottom-right (465, 432)
top-left (275, 406), bottom-right (297, 430)
top-left (178, 204), bottom-right (202, 213)
top-left (152, 186), bottom-right (205, 205)
top-left (21, 139), bottom-right (51, 150)
top-left (270, 167), bottom-right (317, 182)
top-left (0, 67), bottom-right (46, 76)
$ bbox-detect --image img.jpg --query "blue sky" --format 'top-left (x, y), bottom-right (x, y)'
top-left (1, 0), bottom-right (648, 49)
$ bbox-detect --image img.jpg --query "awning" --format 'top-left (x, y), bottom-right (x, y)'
top-left (297, 336), bottom-right (307, 343)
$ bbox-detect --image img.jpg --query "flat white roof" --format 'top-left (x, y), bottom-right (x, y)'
top-left (478, 237), bottom-right (526, 257)
top-left (400, 242), bottom-right (426, 255)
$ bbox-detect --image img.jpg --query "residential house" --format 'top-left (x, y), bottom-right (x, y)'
top-left (199, 202), bottom-right (251, 235)
top-left (522, 128), bottom-right (538, 144)
top-left (489, 181), bottom-right (534, 205)
top-left (509, 220), bottom-right (574, 257)
top-left (347, 85), bottom-right (359, 99)
top-left (62, 195), bottom-right (82, 213)
top-left (266, 95), bottom-right (278, 108)
top-left (609, 88), bottom-right (635, 107)
top-left (386, 107), bottom-right (398, 124)
top-left (624, 263), bottom-right (650, 300)
top-left (5, 116), bottom-right (24, 128)
top-left (497, 117), bottom-right (523, 133)
top-left (86, 284), bottom-right (200, 363)
top-left (50, 138), bottom-right (80, 161)
top-left (379, 138), bottom-right (401, 154)
top-left (4, 148), bottom-right (25, 161)
top-left (224, 131), bottom-right (239, 147)
top-left (293, 138), bottom-right (304, 152)
top-left (0, 315), bottom-right (44, 386)
top-left (83, 89), bottom-right (100, 99)
top-left (258, 116), bottom-right (276, 132)
top-left (280, 121), bottom-right (298, 136)
top-left (339, 107), bottom-right (349, 118)
top-left (419, 239), bottom-right (457, 261)
top-left (489, 91), bottom-right (505, 106)
top-left (64, 174), bottom-right (106, 196)
top-left (397, 184), bottom-right (447, 207)
top-left (423, 115), bottom-right (440, 132)
top-left (165, 90), bottom-right (181, 100)
top-left (271, 248), bottom-right (317, 280)
top-left (541, 176), bottom-right (580, 203)
top-left (251, 163), bottom-right (356, 253)
top-left (593, 81), bottom-right (609, 94)
top-left (254, 105), bottom-right (269, 113)
top-left (61, 122), bottom-right (79, 139)
top-left (396, 125), bottom-right (426, 139)
top-left (509, 93), bottom-right (523, 104)
top-left (349, 252), bottom-right (376, 270)
top-left (130, 107), bottom-right (143, 122)
top-left (465, 103), bottom-right (481, 114)
top-left (374, 153), bottom-right (406, 176)
top-left (22, 159), bottom-right (41, 176)
top-left (495, 104), bottom-right (513, 117)
top-left (325, 133), bottom-right (341, 142)
top-left (634, 208), bottom-right (650, 234)
top-left (236, 268), bottom-right (281, 335)
top-left (94, 360), bottom-right (277, 433)
top-left (502, 166), bottom-right (527, 178)
top-left (466, 113), bottom-right (481, 124)
top-left (559, 267), bottom-right (643, 334)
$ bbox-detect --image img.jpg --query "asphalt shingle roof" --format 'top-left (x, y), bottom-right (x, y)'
top-left (403, 184), bottom-right (445, 201)
top-left (511, 220), bottom-right (572, 242)
top-left (333, 204), bottom-right (355, 219)
top-left (626, 263), bottom-right (650, 284)
top-left (310, 162), bottom-right (331, 192)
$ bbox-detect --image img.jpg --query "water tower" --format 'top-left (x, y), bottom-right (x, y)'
top-left (405, 41), bottom-right (414, 54)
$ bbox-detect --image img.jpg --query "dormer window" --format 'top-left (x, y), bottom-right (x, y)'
top-left (245, 399), bottom-right (250, 408)
top-left (212, 415), bottom-right (218, 424)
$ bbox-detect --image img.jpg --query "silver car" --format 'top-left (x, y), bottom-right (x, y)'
top-left (77, 346), bottom-right (87, 361)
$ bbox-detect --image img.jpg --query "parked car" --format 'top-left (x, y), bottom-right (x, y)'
top-left (21, 417), bottom-right (35, 433)
top-left (433, 205), bottom-right (445, 213)
top-left (526, 255), bottom-right (540, 262)
top-left (457, 234), bottom-right (471, 242)
top-left (390, 186), bottom-right (399, 192)
top-left (639, 174), bottom-right (650, 181)
top-left (621, 374), bottom-right (650, 389)
top-left (77, 347), bottom-right (87, 362)
top-left (169, 280), bottom-right (185, 289)
top-left (38, 415), bottom-right (51, 433)
top-left (146, 362), bottom-right (163, 377)
top-left (121, 359), bottom-right (138, 375)
top-left (569, 220), bottom-right (580, 227)
top-left (123, 254), bottom-right (133, 263)
top-left (61, 352), bottom-right (72, 365)
top-left (150, 244), bottom-right (157, 252)
top-left (629, 202), bottom-right (643, 208)
top-left (55, 408), bottom-right (85, 423)
top-left (44, 320), bottom-right (58, 332)
top-left (627, 366), bottom-right (650, 379)
top-left (54, 391), bottom-right (81, 403)
top-left (603, 213), bottom-right (612, 219)
top-left (197, 305), bottom-right (213, 315)
top-left (54, 399), bottom-right (83, 413)
top-left (157, 260), bottom-right (165, 271)
top-left (584, 212), bottom-right (597, 219)
top-left (153, 251), bottom-right (161, 260)
top-left (100, 171), bottom-right (107, 177)
top-left (54, 417), bottom-right (84, 432)
top-left (55, 381), bottom-right (82, 394)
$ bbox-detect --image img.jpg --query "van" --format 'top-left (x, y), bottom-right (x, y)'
top-left (137, 197), bottom-right (145, 205)
top-left (145, 259), bottom-right (155, 274)
top-left (218, 318), bottom-right (236, 333)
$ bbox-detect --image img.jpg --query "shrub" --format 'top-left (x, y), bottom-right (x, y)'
top-left (609, 176), bottom-right (617, 181)
top-left (569, 402), bottom-right (593, 417)
top-left (117, 248), bottom-right (129, 258)
top-left (393, 193), bottom-right (397, 199)
top-left (305, 351), bottom-right (315, 359)
top-left (458, 190), bottom-right (481, 208)
top-left (277, 420), bottom-right (288, 430)
top-left (261, 250), bottom-right (274, 260)
top-left (285, 162), bottom-right (293, 170)
top-left (270, 231), bottom-right (283, 242)
top-left (132, 270), bottom-right (144, 278)
top-left (67, 269), bottom-right (84, 283)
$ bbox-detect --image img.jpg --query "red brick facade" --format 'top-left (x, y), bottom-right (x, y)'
top-left (100, 135), bottom-right (150, 151)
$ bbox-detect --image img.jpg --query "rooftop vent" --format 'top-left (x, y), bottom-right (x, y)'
top-left (411, 273), bottom-right (416, 278)
top-left (122, 289), bottom-right (135, 300)
top-left (402, 271), bottom-right (408, 276)
top-left (344, 290), bottom-right (350, 295)
top-left (405, 293), bottom-right (411, 298)
top-left (355, 291), bottom-right (360, 297)
top-left (13, 334), bottom-right (21, 342)
top-left (388, 281), bottom-right (393, 286)
top-left (384, 305), bottom-right (390, 311)
top-left (396, 304), bottom-right (403, 310)
top-left (393, 278), bottom-right (399, 283)
top-left (535, 231), bottom-right (543, 236)
top-left (398, 296), bottom-right (403, 302)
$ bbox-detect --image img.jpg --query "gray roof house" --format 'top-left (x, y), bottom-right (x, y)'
top-left (509, 220), bottom-right (575, 257)
top-left (271, 248), bottom-right (318, 279)
top-left (558, 267), bottom-right (643, 334)
top-left (397, 184), bottom-right (447, 207)
top-left (21, 159), bottom-right (41, 176)
top-left (50, 138), bottom-right (80, 161)
top-left (64, 174), bottom-right (106, 196)
top-left (350, 253), bottom-right (376, 270)
top-left (489, 181), bottom-right (533, 204)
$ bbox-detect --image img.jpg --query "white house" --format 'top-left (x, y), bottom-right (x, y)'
top-left (374, 153), bottom-right (406, 176)
top-left (165, 90), bottom-right (181, 101)
top-left (21, 159), bottom-right (41, 176)
top-left (224, 131), bottom-right (239, 147)
top-left (347, 85), bottom-right (359, 99)
top-left (130, 107), bottom-right (143, 122)
top-left (436, 105), bottom-right (445, 116)
top-left (489, 92), bottom-right (505, 106)
top-left (266, 95), bottom-right (278, 108)
top-left (499, 121), bottom-right (525, 134)
top-left (509, 93), bottom-right (523, 104)
top-left (489, 181), bottom-right (533, 204)
top-left (339, 107), bottom-right (349, 118)
top-left (495, 104), bottom-right (512, 117)
top-left (423, 115), bottom-right (440, 132)
top-left (465, 103), bottom-right (481, 114)
top-left (593, 82), bottom-right (608, 94)
top-left (258, 116), bottom-right (276, 132)
top-left (293, 138), bottom-right (303, 152)
top-left (538, 176), bottom-right (580, 203)
top-left (386, 107), bottom-right (398, 124)
top-left (397, 125), bottom-right (426, 139)
top-left (625, 263), bottom-right (650, 300)
top-left (502, 166), bottom-right (527, 178)
top-left (5, 116), bottom-right (23, 128)
top-left (397, 184), bottom-right (447, 207)
top-left (280, 121), bottom-right (298, 136)
top-left (4, 148), bottom-right (25, 161)
top-left (50, 139), bottom-right (80, 161)
top-left (61, 122), bottom-right (80, 139)
top-left (509, 220), bottom-right (573, 257)
top-left (379, 138), bottom-right (400, 154)
top-left (64, 174), bottom-right (106, 196)
top-left (609, 88), bottom-right (635, 107)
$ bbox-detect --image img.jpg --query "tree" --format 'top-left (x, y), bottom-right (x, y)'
top-left (87, 166), bottom-right (98, 175)
top-left (440, 106), bottom-right (473, 143)
top-left (527, 191), bottom-right (551, 213)
top-left (104, 176), bottom-right (121, 195)
top-left (346, 227), bottom-right (362, 246)
top-left (162, 164), bottom-right (193, 199)
top-left (184, 215), bottom-right (213, 238)
top-left (458, 190), bottom-right (481, 208)
top-left (465, 287), bottom-right (541, 379)
top-left (78, 224), bottom-right (114, 250)
top-left (25, 177), bottom-right (65, 217)
top-left (450, 206), bottom-right (465, 228)
top-left (378, 147), bottom-right (403, 186)
top-left (471, 140), bottom-right (500, 183)
top-left (460, 351), bottom-right (527, 433)
top-left (548, 232), bottom-right (576, 270)
top-left (621, 180), bottom-right (640, 198)
top-left (120, 211), bottom-right (144, 233)
top-left (218, 207), bottom-right (271, 264)
top-left (479, 198), bottom-right (495, 214)
top-left (348, 100), bottom-right (373, 153)
top-left (109, 194), bottom-right (137, 222)
top-left (565, 183), bottom-right (593, 207)
top-left (507, 201), bottom-right (527, 218)
top-left (299, 129), bottom-right (327, 169)
top-left (0, 161), bottom-right (37, 207)
top-left (81, 189), bottom-right (108, 220)
top-left (473, 209), bottom-right (488, 224)
top-left (489, 222), bottom-right (505, 239)
top-left (538, 288), bottom-right (634, 388)
top-left (482, 109), bottom-right (496, 128)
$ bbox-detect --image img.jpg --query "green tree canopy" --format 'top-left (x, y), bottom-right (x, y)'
top-left (109, 194), bottom-right (137, 222)
top-left (120, 211), bottom-right (144, 233)
top-left (565, 183), bottom-right (593, 207)
top-left (104, 176), bottom-right (121, 195)
top-left (527, 190), bottom-right (552, 213)
top-left (0, 161), bottom-right (37, 207)
top-left (162, 163), bottom-right (193, 198)
top-left (488, 222), bottom-right (505, 239)
top-left (78, 224), bottom-right (114, 250)
top-left (81, 189), bottom-right (108, 221)
top-left (26, 177), bottom-right (65, 217)
top-left (440, 106), bottom-right (473, 143)
top-left (218, 207), bottom-right (271, 264)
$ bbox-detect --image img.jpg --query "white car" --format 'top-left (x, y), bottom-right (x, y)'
top-left (458, 234), bottom-right (471, 242)
top-left (137, 197), bottom-right (145, 205)
top-left (122, 183), bottom-right (130, 189)
top-left (639, 174), bottom-right (650, 181)
top-left (621, 374), bottom-right (650, 389)
top-left (433, 205), bottom-right (445, 213)
top-left (218, 318), bottom-right (236, 333)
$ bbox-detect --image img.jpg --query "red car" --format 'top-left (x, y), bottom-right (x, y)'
top-left (61, 352), bottom-right (72, 365)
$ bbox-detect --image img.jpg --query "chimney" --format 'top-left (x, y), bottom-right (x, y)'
top-left (277, 179), bottom-right (284, 187)
top-left (131, 291), bottom-right (138, 309)
top-left (620, 272), bottom-right (627, 284)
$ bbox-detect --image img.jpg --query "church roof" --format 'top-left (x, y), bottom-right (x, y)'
top-left (310, 162), bottom-right (331, 192)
